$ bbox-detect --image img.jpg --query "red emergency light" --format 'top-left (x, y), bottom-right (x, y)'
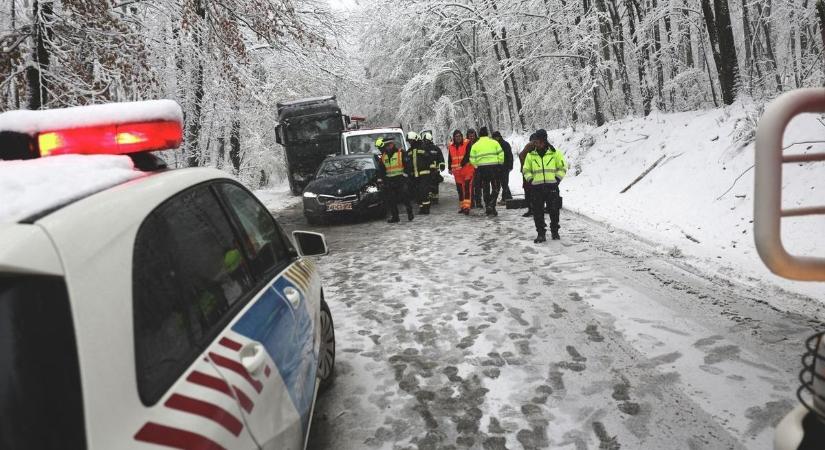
top-left (37, 120), bottom-right (183, 157)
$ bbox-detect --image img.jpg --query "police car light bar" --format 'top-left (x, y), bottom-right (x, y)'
top-left (0, 100), bottom-right (184, 159)
top-left (38, 121), bottom-right (182, 157)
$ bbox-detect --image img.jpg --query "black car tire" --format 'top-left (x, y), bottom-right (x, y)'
top-left (318, 299), bottom-right (336, 391)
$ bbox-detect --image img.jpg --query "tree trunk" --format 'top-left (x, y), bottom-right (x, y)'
top-left (26, 1), bottom-right (53, 110)
top-left (651, 0), bottom-right (665, 110)
top-left (629, 0), bottom-right (653, 115)
top-left (755, 0), bottom-right (782, 92)
top-left (230, 116), bottom-right (241, 174)
top-left (818, 0), bottom-right (825, 81)
top-left (682, 2), bottom-right (695, 68)
top-left (186, 1), bottom-right (206, 167)
top-left (607, 0), bottom-right (634, 114)
top-left (740, 0), bottom-right (753, 94)
top-left (701, 0), bottom-right (739, 104)
top-left (498, 33), bottom-right (526, 131)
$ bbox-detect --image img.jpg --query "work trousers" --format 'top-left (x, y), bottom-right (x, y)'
top-left (471, 174), bottom-right (483, 208)
top-left (500, 168), bottom-right (513, 200)
top-left (384, 177), bottom-right (413, 220)
top-left (453, 170), bottom-right (473, 210)
top-left (531, 183), bottom-right (561, 234)
top-left (412, 175), bottom-right (432, 212)
top-left (476, 165), bottom-right (502, 209)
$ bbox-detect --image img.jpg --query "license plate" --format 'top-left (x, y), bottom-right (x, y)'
top-left (326, 201), bottom-right (353, 211)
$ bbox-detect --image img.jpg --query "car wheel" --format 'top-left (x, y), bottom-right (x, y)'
top-left (318, 299), bottom-right (335, 391)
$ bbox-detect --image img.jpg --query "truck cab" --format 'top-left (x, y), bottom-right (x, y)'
top-left (275, 96), bottom-right (348, 195)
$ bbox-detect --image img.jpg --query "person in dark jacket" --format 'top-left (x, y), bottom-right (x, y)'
top-left (376, 137), bottom-right (414, 223)
top-left (492, 131), bottom-right (513, 203)
top-left (421, 131), bottom-right (444, 205)
top-left (406, 131), bottom-right (434, 214)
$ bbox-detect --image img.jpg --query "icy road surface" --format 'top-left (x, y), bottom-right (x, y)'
top-left (272, 188), bottom-right (824, 450)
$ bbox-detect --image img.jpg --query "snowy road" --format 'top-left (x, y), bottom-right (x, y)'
top-left (273, 187), bottom-right (824, 450)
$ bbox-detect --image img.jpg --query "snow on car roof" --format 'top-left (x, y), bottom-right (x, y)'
top-left (0, 155), bottom-right (144, 223)
top-left (0, 100), bottom-right (182, 135)
top-left (342, 127), bottom-right (404, 136)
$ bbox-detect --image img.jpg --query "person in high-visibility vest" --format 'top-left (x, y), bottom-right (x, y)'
top-left (421, 131), bottom-right (444, 205)
top-left (376, 137), bottom-right (414, 223)
top-left (522, 129), bottom-right (567, 242)
top-left (468, 127), bottom-right (504, 216)
top-left (460, 128), bottom-right (483, 209)
top-left (519, 132), bottom-right (539, 218)
top-left (448, 129), bottom-right (474, 214)
top-left (406, 131), bottom-right (433, 215)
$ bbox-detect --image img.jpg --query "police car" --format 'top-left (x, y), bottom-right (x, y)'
top-left (0, 100), bottom-right (335, 449)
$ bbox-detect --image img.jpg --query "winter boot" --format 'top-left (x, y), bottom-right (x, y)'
top-left (522, 209), bottom-right (533, 218)
top-left (461, 208), bottom-right (470, 215)
top-left (387, 216), bottom-right (400, 223)
top-left (489, 207), bottom-right (498, 217)
top-left (407, 209), bottom-right (414, 221)
top-left (534, 233), bottom-right (546, 243)
top-left (551, 230), bottom-right (560, 240)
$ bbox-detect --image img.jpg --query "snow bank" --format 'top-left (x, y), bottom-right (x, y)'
top-left (254, 185), bottom-right (301, 213)
top-left (0, 155), bottom-right (143, 223)
top-left (0, 100), bottom-right (183, 135)
top-left (510, 102), bottom-right (825, 300)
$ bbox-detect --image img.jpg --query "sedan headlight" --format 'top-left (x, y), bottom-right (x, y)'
top-left (303, 191), bottom-right (318, 198)
top-left (364, 185), bottom-right (379, 194)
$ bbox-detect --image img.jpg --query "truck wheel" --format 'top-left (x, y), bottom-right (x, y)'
top-left (318, 299), bottom-right (335, 391)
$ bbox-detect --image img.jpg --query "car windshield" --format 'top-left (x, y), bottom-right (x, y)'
top-left (316, 158), bottom-right (375, 178)
top-left (345, 132), bottom-right (406, 154)
top-left (286, 115), bottom-right (343, 143)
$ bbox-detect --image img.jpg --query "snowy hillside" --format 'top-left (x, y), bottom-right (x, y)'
top-left (508, 102), bottom-right (825, 301)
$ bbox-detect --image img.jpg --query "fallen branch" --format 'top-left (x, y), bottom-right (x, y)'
top-left (783, 140), bottom-right (825, 150)
top-left (684, 233), bottom-right (701, 243)
top-left (715, 164), bottom-right (754, 201)
top-left (617, 134), bottom-right (650, 144)
top-left (620, 155), bottom-right (667, 193)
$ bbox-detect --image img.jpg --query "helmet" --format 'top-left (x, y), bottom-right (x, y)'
top-left (421, 131), bottom-right (433, 141)
top-left (375, 137), bottom-right (385, 148)
top-left (406, 131), bottom-right (420, 141)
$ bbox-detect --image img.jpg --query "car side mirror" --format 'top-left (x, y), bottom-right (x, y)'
top-left (292, 231), bottom-right (328, 257)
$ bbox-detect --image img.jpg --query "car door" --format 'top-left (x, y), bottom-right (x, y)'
top-left (131, 183), bottom-right (260, 449)
top-left (210, 182), bottom-right (319, 449)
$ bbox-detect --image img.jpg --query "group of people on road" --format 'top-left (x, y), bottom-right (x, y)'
top-left (375, 126), bottom-right (567, 242)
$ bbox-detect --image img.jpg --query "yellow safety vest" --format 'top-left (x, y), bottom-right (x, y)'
top-left (522, 148), bottom-right (568, 185)
top-left (469, 136), bottom-right (504, 167)
top-left (382, 150), bottom-right (405, 178)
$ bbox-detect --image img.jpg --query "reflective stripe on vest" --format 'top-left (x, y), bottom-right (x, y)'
top-left (382, 150), bottom-right (405, 177)
top-left (470, 137), bottom-right (504, 167)
top-left (523, 150), bottom-right (567, 185)
top-left (411, 148), bottom-right (430, 177)
top-left (449, 141), bottom-right (468, 170)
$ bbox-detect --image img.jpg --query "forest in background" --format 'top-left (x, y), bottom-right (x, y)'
top-left (1, 0), bottom-right (824, 184)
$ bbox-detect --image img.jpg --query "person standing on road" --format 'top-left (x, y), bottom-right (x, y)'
top-left (448, 129), bottom-right (473, 214)
top-left (522, 129), bottom-right (567, 242)
top-left (421, 131), bottom-right (444, 206)
top-left (519, 133), bottom-right (538, 218)
top-left (468, 127), bottom-right (504, 216)
top-left (492, 131), bottom-right (514, 204)
top-left (376, 137), bottom-right (414, 223)
top-left (406, 131), bottom-right (434, 215)
top-left (460, 128), bottom-right (483, 210)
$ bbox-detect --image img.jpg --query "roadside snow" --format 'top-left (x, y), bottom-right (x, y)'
top-left (507, 101), bottom-right (825, 301)
top-left (0, 155), bottom-right (143, 223)
top-left (255, 185), bottom-right (302, 213)
top-left (0, 100), bottom-right (182, 135)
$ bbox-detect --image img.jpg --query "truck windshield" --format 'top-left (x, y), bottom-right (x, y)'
top-left (346, 132), bottom-right (406, 155)
top-left (0, 275), bottom-right (85, 449)
top-left (285, 115), bottom-right (343, 143)
top-left (316, 157), bottom-right (376, 178)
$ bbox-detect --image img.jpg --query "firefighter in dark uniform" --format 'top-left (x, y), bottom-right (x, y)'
top-left (406, 131), bottom-right (434, 215)
top-left (421, 131), bottom-right (444, 205)
top-left (376, 137), bottom-right (414, 223)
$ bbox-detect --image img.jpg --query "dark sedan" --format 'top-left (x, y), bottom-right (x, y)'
top-left (302, 154), bottom-right (384, 224)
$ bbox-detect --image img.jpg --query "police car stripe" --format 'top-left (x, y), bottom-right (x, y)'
top-left (218, 337), bottom-right (242, 351)
top-left (165, 393), bottom-right (244, 436)
top-left (208, 352), bottom-right (263, 393)
top-left (134, 422), bottom-right (225, 450)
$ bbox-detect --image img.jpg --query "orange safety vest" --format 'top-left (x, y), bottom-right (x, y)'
top-left (448, 140), bottom-right (469, 171)
top-left (381, 149), bottom-right (405, 177)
